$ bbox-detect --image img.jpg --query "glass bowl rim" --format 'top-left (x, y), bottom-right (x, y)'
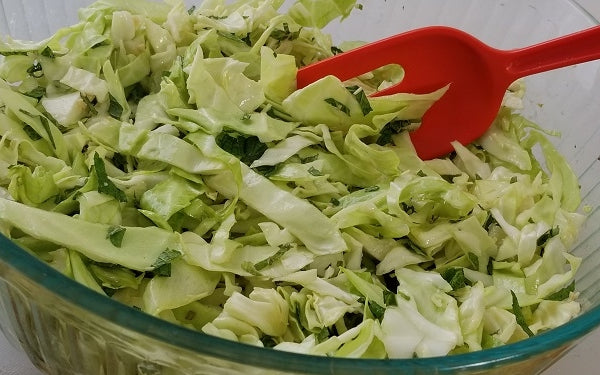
top-left (1, 0), bottom-right (600, 372)
top-left (2, 234), bottom-right (600, 373)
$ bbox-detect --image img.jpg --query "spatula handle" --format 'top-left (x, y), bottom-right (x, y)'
top-left (505, 25), bottom-right (600, 80)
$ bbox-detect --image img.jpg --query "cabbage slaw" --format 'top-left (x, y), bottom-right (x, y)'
top-left (0, 0), bottom-right (585, 359)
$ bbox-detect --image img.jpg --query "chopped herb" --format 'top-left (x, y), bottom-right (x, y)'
top-left (254, 246), bottom-right (289, 271)
top-left (356, 3), bottom-right (364, 10)
top-left (383, 289), bottom-right (397, 306)
top-left (270, 23), bottom-right (300, 41)
top-left (416, 170), bottom-right (427, 177)
top-left (39, 116), bottom-right (56, 148)
top-left (40, 46), bottom-right (55, 58)
top-left (467, 252), bottom-right (479, 270)
top-left (376, 119), bottom-right (412, 145)
top-left (26, 61), bottom-right (43, 77)
top-left (331, 46), bottom-right (344, 55)
top-left (216, 133), bottom-right (268, 165)
top-left (81, 94), bottom-right (98, 116)
top-left (93, 153), bottom-right (128, 202)
top-left (401, 202), bottom-right (415, 214)
top-left (316, 327), bottom-right (330, 343)
top-left (441, 267), bottom-right (468, 290)
top-left (23, 86), bottom-right (46, 99)
top-left (254, 165), bottom-right (277, 177)
top-left (346, 85), bottom-right (372, 115)
top-left (308, 166), bottom-right (323, 176)
top-left (108, 95), bottom-right (123, 119)
top-left (216, 30), bottom-right (248, 45)
top-left (187, 5), bottom-right (196, 15)
top-left (330, 197), bottom-right (340, 206)
top-left (368, 300), bottom-right (386, 319)
top-left (106, 225), bottom-right (126, 247)
top-left (545, 281), bottom-right (575, 301)
top-left (241, 261), bottom-right (261, 276)
top-left (151, 249), bottom-right (181, 277)
top-left (301, 154), bottom-right (319, 163)
top-left (241, 33), bottom-right (252, 46)
top-left (510, 176), bottom-right (518, 183)
top-left (23, 125), bottom-right (43, 141)
top-left (511, 291), bottom-right (534, 337)
top-left (0, 51), bottom-right (28, 56)
top-left (483, 212), bottom-right (496, 230)
top-left (324, 97), bottom-right (350, 116)
top-left (537, 226), bottom-right (560, 247)
top-left (241, 113), bottom-right (251, 121)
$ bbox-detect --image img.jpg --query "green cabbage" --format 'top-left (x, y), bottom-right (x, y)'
top-left (0, 0), bottom-right (586, 359)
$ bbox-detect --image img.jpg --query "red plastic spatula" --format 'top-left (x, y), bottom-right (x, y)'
top-left (297, 25), bottom-right (600, 160)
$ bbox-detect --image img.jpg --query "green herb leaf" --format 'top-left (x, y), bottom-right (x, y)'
top-left (545, 281), bottom-right (575, 301)
top-left (241, 261), bottom-right (261, 276)
top-left (187, 5), bottom-right (196, 15)
top-left (346, 85), bottom-right (372, 115)
top-left (254, 246), bottom-right (289, 271)
top-left (81, 94), bottom-right (98, 116)
top-left (93, 153), bottom-right (127, 202)
top-left (0, 51), bottom-right (28, 56)
top-left (216, 133), bottom-right (268, 165)
top-left (308, 166), bottom-right (323, 176)
top-left (40, 46), bottom-right (55, 58)
top-left (537, 226), bottom-right (560, 247)
top-left (368, 300), bottom-right (386, 319)
top-left (315, 327), bottom-right (330, 343)
top-left (253, 165), bottom-right (277, 177)
top-left (151, 249), bottom-right (181, 277)
top-left (376, 119), bottom-right (412, 146)
top-left (383, 289), bottom-right (397, 306)
top-left (483, 212), bottom-right (497, 230)
top-left (467, 252), bottom-right (479, 270)
top-left (301, 154), bottom-right (319, 163)
top-left (216, 30), bottom-right (249, 45)
top-left (331, 46), bottom-right (343, 55)
top-left (39, 116), bottom-right (56, 148)
top-left (324, 98), bottom-right (350, 116)
top-left (23, 86), bottom-right (46, 99)
top-left (108, 95), bottom-right (123, 119)
top-left (23, 125), bottom-right (43, 141)
top-left (26, 61), bottom-right (43, 77)
top-left (106, 225), bottom-right (126, 247)
top-left (441, 267), bottom-right (468, 290)
top-left (511, 291), bottom-right (534, 337)
top-left (270, 23), bottom-right (300, 41)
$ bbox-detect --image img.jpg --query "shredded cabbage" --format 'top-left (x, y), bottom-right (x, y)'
top-left (0, 0), bottom-right (586, 359)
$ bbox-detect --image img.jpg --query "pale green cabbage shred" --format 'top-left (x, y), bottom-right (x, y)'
top-left (0, 0), bottom-right (586, 359)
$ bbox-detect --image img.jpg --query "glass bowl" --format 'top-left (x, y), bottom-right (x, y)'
top-left (1, 0), bottom-right (600, 374)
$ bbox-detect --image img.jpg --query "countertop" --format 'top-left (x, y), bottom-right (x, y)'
top-left (2, 0), bottom-right (600, 374)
